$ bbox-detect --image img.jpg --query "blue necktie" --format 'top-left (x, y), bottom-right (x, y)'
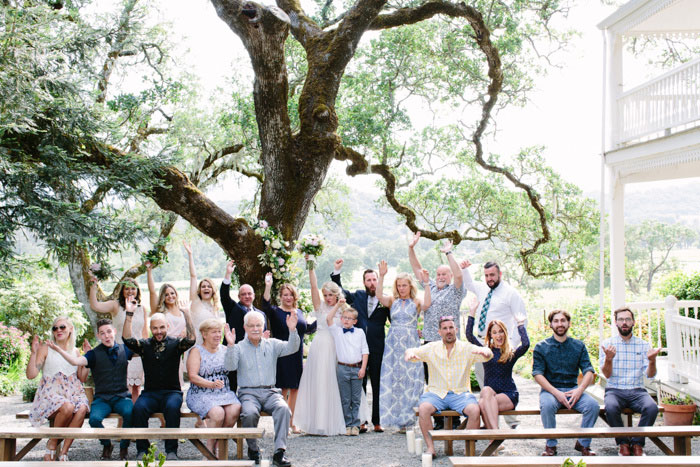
top-left (478, 289), bottom-right (493, 334)
top-left (343, 328), bottom-right (354, 334)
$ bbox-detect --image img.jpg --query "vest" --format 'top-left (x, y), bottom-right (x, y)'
top-left (92, 343), bottom-right (130, 399)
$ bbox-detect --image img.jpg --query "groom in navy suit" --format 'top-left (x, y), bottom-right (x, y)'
top-left (331, 258), bottom-right (390, 433)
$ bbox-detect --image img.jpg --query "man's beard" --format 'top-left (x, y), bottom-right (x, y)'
top-left (366, 287), bottom-right (376, 297)
top-left (487, 279), bottom-right (500, 290)
top-left (553, 326), bottom-right (568, 337)
top-left (617, 325), bottom-right (633, 336)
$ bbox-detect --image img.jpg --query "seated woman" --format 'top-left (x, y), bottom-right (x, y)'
top-left (26, 316), bottom-right (90, 461)
top-left (186, 318), bottom-right (241, 456)
top-left (466, 310), bottom-right (529, 429)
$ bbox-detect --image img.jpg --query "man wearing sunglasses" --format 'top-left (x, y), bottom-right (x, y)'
top-left (600, 307), bottom-right (661, 457)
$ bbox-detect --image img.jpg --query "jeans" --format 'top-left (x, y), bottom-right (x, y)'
top-left (89, 395), bottom-right (133, 449)
top-left (539, 387), bottom-right (599, 448)
top-left (604, 387), bottom-right (658, 446)
top-left (133, 390), bottom-right (183, 454)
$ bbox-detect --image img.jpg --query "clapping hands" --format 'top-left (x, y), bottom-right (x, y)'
top-left (286, 309), bottom-right (298, 331)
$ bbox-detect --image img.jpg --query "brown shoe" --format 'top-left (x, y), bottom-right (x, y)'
top-left (632, 444), bottom-right (645, 456)
top-left (618, 443), bottom-right (631, 456)
top-left (373, 425), bottom-right (384, 433)
top-left (575, 441), bottom-right (597, 456)
top-left (541, 445), bottom-right (557, 456)
top-left (100, 444), bottom-right (113, 460)
top-left (119, 447), bottom-right (128, 460)
top-left (359, 423), bottom-right (368, 433)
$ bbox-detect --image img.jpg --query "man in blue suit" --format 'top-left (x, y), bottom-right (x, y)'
top-left (331, 258), bottom-right (390, 433)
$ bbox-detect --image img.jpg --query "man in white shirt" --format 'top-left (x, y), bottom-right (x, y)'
top-left (462, 260), bottom-right (527, 428)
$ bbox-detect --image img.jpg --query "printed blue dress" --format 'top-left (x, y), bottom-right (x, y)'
top-left (186, 345), bottom-right (240, 418)
top-left (379, 298), bottom-right (424, 428)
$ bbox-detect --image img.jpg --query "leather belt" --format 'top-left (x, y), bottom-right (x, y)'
top-left (338, 362), bottom-right (362, 368)
top-left (239, 385), bottom-right (273, 389)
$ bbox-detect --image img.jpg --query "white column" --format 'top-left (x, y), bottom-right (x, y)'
top-left (609, 171), bottom-right (625, 312)
top-left (603, 30), bottom-right (623, 151)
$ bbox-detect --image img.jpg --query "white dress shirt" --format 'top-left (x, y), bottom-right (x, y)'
top-left (329, 324), bottom-right (369, 364)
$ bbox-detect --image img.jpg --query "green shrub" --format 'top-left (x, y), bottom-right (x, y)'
top-left (0, 276), bottom-right (88, 341)
top-left (0, 322), bottom-right (30, 368)
top-left (21, 379), bottom-right (38, 402)
top-left (657, 271), bottom-right (700, 318)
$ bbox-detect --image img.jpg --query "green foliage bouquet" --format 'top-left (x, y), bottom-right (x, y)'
top-left (297, 234), bottom-right (325, 270)
top-left (254, 220), bottom-right (293, 282)
top-left (88, 262), bottom-right (113, 281)
top-left (141, 238), bottom-right (169, 267)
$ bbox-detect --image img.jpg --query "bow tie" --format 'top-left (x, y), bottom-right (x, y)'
top-left (343, 328), bottom-right (355, 334)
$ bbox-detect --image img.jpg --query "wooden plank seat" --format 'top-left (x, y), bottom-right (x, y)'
top-left (448, 455), bottom-right (700, 466)
top-left (16, 409), bottom-right (271, 460)
top-left (0, 462), bottom-right (255, 467)
top-left (430, 426), bottom-right (700, 457)
top-left (0, 427), bottom-right (264, 462)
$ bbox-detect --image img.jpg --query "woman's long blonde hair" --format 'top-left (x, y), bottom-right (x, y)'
top-left (154, 283), bottom-right (179, 316)
top-left (51, 316), bottom-right (76, 350)
top-left (197, 278), bottom-right (220, 310)
top-left (485, 319), bottom-right (514, 363)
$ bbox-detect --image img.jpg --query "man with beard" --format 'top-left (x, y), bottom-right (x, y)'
top-left (533, 310), bottom-right (599, 457)
top-left (332, 258), bottom-right (390, 433)
top-left (123, 301), bottom-right (196, 460)
top-left (600, 307), bottom-right (660, 456)
top-left (462, 260), bottom-right (526, 429)
top-left (408, 231), bottom-right (465, 429)
top-left (405, 317), bottom-right (492, 458)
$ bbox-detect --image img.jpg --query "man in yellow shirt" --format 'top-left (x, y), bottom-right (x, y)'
top-left (405, 316), bottom-right (492, 458)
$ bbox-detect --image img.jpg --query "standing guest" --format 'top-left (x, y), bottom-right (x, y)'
top-left (89, 276), bottom-right (148, 402)
top-left (461, 259), bottom-right (527, 429)
top-left (331, 258), bottom-right (391, 432)
top-left (262, 272), bottom-right (317, 434)
top-left (601, 307), bottom-right (661, 456)
top-left (26, 317), bottom-right (89, 461)
top-left (326, 301), bottom-right (369, 436)
top-left (376, 260), bottom-right (431, 432)
top-left (533, 309), bottom-right (599, 457)
top-left (184, 241), bottom-right (221, 344)
top-left (48, 319), bottom-right (134, 460)
top-left (225, 310), bottom-right (299, 467)
top-left (466, 311), bottom-right (529, 429)
top-left (294, 262), bottom-right (347, 435)
top-left (408, 231), bottom-right (465, 429)
top-left (186, 318), bottom-right (241, 457)
top-left (220, 259), bottom-right (263, 390)
top-left (123, 301), bottom-right (196, 460)
top-left (405, 317), bottom-right (492, 458)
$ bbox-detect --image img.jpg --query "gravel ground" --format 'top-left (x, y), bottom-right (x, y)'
top-left (2, 375), bottom-right (697, 466)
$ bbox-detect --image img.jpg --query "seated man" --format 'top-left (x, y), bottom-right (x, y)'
top-left (225, 310), bottom-right (299, 467)
top-left (533, 309), bottom-right (599, 457)
top-left (48, 318), bottom-right (133, 460)
top-left (601, 306), bottom-right (660, 456)
top-left (405, 316), bottom-right (492, 458)
top-left (122, 301), bottom-right (195, 460)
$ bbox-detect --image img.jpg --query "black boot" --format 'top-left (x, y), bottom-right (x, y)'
top-left (433, 416), bottom-right (444, 430)
top-left (273, 448), bottom-right (292, 467)
top-left (248, 449), bottom-right (261, 464)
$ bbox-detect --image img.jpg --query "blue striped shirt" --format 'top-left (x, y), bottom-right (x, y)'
top-left (600, 335), bottom-right (650, 389)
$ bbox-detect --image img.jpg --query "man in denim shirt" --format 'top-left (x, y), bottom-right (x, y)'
top-left (533, 310), bottom-right (599, 457)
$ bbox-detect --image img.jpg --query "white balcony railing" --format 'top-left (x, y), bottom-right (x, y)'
top-left (615, 57), bottom-right (700, 146)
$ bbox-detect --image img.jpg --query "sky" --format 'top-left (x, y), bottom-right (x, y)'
top-left (155, 0), bottom-right (620, 194)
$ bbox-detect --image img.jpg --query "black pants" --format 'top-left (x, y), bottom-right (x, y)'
top-left (363, 350), bottom-right (383, 425)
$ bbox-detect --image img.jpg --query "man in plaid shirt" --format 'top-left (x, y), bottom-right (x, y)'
top-left (600, 307), bottom-right (661, 457)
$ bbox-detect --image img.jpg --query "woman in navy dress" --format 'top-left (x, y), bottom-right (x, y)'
top-left (466, 309), bottom-right (529, 429)
top-left (262, 272), bottom-right (317, 433)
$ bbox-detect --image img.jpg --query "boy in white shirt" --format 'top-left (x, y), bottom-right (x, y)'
top-left (327, 300), bottom-right (369, 436)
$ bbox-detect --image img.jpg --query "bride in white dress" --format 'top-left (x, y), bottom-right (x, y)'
top-left (295, 260), bottom-right (370, 435)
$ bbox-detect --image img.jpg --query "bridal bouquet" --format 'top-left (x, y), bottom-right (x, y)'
top-left (89, 262), bottom-right (113, 281)
top-left (297, 234), bottom-right (325, 270)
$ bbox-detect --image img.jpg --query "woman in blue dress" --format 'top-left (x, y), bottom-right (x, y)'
top-left (376, 260), bottom-right (431, 431)
top-left (466, 309), bottom-right (529, 429)
top-left (186, 318), bottom-right (241, 456)
top-left (262, 272), bottom-right (317, 433)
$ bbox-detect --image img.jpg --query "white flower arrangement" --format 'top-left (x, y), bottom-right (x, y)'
top-left (297, 233), bottom-right (326, 270)
top-left (253, 219), bottom-right (294, 281)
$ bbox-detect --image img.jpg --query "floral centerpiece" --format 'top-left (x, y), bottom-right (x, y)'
top-left (297, 234), bottom-right (325, 270)
top-left (254, 220), bottom-right (294, 282)
top-left (141, 238), bottom-right (169, 267)
top-left (89, 262), bottom-right (113, 281)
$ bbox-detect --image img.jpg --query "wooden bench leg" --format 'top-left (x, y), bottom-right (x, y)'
top-left (465, 440), bottom-right (476, 456)
top-left (217, 439), bottom-right (229, 460)
top-left (445, 439), bottom-right (453, 456)
top-left (237, 438), bottom-right (243, 460)
top-left (189, 439), bottom-right (217, 460)
top-left (13, 438), bottom-right (41, 461)
top-left (674, 435), bottom-right (691, 455)
top-left (649, 436), bottom-right (674, 456)
top-left (0, 438), bottom-right (16, 461)
top-left (156, 414), bottom-right (166, 428)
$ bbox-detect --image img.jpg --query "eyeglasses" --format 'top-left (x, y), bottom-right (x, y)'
top-left (52, 325), bottom-right (67, 332)
top-left (616, 318), bottom-right (634, 324)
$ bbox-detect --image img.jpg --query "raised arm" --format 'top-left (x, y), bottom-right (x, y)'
top-left (146, 262), bottom-right (159, 315)
top-left (419, 269), bottom-right (432, 311)
top-left (122, 299), bottom-right (137, 340)
top-left (308, 260), bottom-right (321, 311)
top-left (47, 341), bottom-right (88, 366)
top-left (220, 260), bottom-right (236, 312)
top-left (442, 241), bottom-right (463, 289)
top-left (330, 259), bottom-right (355, 304)
top-left (278, 311), bottom-right (301, 357)
top-left (407, 231), bottom-right (423, 282)
top-left (326, 299), bottom-right (345, 326)
top-left (376, 260), bottom-right (392, 308)
top-left (513, 318), bottom-right (530, 359)
top-left (183, 241), bottom-right (198, 302)
top-left (140, 305), bottom-right (149, 339)
top-left (465, 313), bottom-right (482, 347)
top-left (460, 259), bottom-right (477, 294)
top-left (26, 336), bottom-right (47, 380)
top-left (263, 272), bottom-right (273, 302)
top-left (88, 277), bottom-right (119, 316)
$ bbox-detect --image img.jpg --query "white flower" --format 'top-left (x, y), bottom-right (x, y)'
top-left (265, 240), bottom-right (270, 246)
top-left (272, 268), bottom-right (277, 273)
top-left (311, 239), bottom-right (318, 246)
top-left (280, 267), bottom-right (286, 272)
top-left (277, 258), bottom-right (285, 265)
top-left (259, 220), bottom-right (268, 228)
top-left (271, 240), bottom-right (282, 249)
top-left (89, 263), bottom-right (101, 272)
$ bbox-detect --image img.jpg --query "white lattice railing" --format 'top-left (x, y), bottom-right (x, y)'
top-left (614, 56), bottom-right (700, 146)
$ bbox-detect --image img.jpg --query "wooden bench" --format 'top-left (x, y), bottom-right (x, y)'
top-left (15, 409), bottom-right (271, 460)
top-left (449, 456), bottom-right (700, 466)
top-left (0, 462), bottom-right (254, 467)
top-left (0, 427), bottom-right (264, 462)
top-left (430, 426), bottom-right (700, 457)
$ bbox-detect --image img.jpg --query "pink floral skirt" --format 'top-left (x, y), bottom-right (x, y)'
top-left (29, 373), bottom-right (90, 427)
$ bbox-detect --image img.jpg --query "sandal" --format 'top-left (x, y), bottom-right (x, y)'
top-left (43, 449), bottom-right (56, 461)
top-left (58, 453), bottom-right (69, 461)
